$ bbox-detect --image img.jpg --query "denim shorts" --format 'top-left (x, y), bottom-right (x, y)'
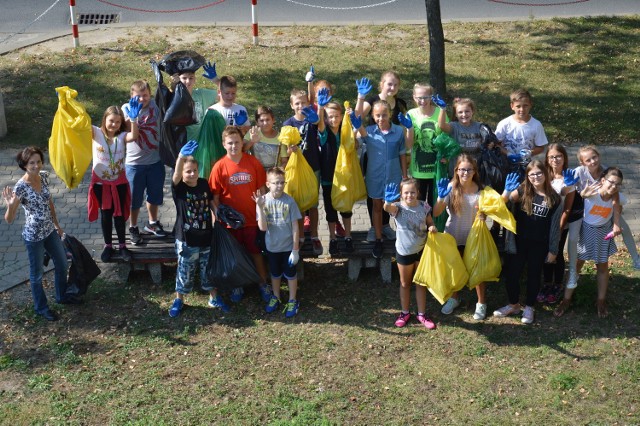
top-left (125, 161), bottom-right (166, 209)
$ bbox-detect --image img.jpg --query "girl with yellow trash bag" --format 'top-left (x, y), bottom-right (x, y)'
top-left (383, 178), bottom-right (438, 330)
top-left (433, 154), bottom-right (489, 320)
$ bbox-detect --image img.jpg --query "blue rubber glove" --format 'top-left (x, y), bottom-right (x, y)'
top-left (301, 106), bottom-right (319, 124)
top-left (504, 172), bottom-right (521, 192)
top-left (507, 153), bottom-right (522, 164)
top-left (355, 77), bottom-right (372, 97)
top-left (350, 111), bottom-right (362, 129)
top-left (127, 97), bottom-right (143, 120)
top-left (432, 94), bottom-right (447, 109)
top-left (202, 61), bottom-right (217, 80)
top-left (288, 249), bottom-right (300, 267)
top-left (384, 182), bottom-right (400, 203)
top-left (397, 112), bottom-right (413, 129)
top-left (437, 178), bottom-right (452, 199)
top-left (305, 65), bottom-right (315, 82)
top-left (316, 87), bottom-right (332, 107)
top-left (180, 140), bottom-right (198, 157)
top-left (563, 168), bottom-right (579, 186)
top-left (233, 110), bottom-right (248, 126)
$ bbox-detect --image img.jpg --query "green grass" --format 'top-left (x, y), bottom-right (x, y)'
top-left (0, 251), bottom-right (638, 424)
top-left (0, 16), bottom-right (639, 150)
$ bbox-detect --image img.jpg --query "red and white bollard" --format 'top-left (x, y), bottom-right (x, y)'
top-left (69, 0), bottom-right (79, 48)
top-left (251, 0), bottom-right (258, 46)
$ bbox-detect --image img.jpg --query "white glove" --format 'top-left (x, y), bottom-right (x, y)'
top-left (288, 249), bottom-right (300, 266)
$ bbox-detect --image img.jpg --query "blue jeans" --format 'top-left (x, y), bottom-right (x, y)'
top-left (24, 230), bottom-right (68, 314)
top-left (175, 240), bottom-right (213, 294)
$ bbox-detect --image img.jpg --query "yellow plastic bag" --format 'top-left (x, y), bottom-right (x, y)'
top-left (48, 86), bottom-right (92, 189)
top-left (279, 126), bottom-right (318, 212)
top-left (463, 218), bottom-right (502, 289)
top-left (478, 187), bottom-right (516, 234)
top-left (413, 232), bottom-right (469, 305)
top-left (332, 102), bottom-right (366, 212)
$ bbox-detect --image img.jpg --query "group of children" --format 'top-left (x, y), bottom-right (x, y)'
top-left (84, 59), bottom-right (637, 325)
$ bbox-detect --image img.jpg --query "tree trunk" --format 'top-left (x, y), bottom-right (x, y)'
top-left (425, 0), bottom-right (446, 96)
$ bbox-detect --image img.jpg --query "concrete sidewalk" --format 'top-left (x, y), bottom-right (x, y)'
top-left (1, 145), bottom-right (639, 292)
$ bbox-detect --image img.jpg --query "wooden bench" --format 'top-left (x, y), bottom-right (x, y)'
top-left (331, 231), bottom-right (395, 284)
top-left (107, 232), bottom-right (320, 284)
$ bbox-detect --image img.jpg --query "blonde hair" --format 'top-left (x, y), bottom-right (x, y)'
top-left (130, 80), bottom-right (151, 94)
top-left (290, 89), bottom-right (307, 102)
top-left (379, 71), bottom-right (401, 91)
top-left (222, 125), bottom-right (243, 141)
top-left (577, 144), bottom-right (600, 164)
top-left (100, 106), bottom-right (126, 136)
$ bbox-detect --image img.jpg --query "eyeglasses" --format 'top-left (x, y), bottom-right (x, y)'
top-left (457, 168), bottom-right (474, 175)
top-left (548, 155), bottom-right (563, 161)
top-left (527, 172), bottom-right (544, 179)
top-left (605, 178), bottom-right (622, 188)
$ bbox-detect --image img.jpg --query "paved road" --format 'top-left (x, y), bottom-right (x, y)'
top-left (1, 0), bottom-right (639, 53)
top-left (1, 145), bottom-right (639, 292)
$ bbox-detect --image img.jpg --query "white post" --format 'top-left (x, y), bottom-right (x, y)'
top-left (251, 0), bottom-right (258, 46)
top-left (69, 0), bottom-right (80, 48)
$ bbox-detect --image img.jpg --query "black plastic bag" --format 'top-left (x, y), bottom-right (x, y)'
top-left (207, 222), bottom-right (262, 291)
top-left (217, 204), bottom-right (245, 230)
top-left (478, 123), bottom-right (508, 193)
top-left (157, 50), bottom-right (206, 75)
top-left (151, 60), bottom-right (189, 167)
top-left (164, 81), bottom-right (197, 126)
top-left (63, 234), bottom-right (101, 296)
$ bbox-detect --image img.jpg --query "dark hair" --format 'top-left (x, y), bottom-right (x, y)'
top-left (255, 105), bottom-right (275, 122)
top-left (601, 167), bottom-right (623, 181)
top-left (219, 75), bottom-right (237, 91)
top-left (399, 177), bottom-right (420, 198)
top-left (16, 147), bottom-right (45, 171)
top-left (545, 143), bottom-right (569, 173)
top-left (100, 106), bottom-right (126, 136)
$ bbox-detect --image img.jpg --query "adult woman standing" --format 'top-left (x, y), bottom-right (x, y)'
top-left (3, 147), bottom-right (75, 321)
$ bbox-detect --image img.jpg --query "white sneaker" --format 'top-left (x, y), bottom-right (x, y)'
top-left (366, 227), bottom-right (376, 242)
top-left (566, 269), bottom-right (578, 289)
top-left (473, 303), bottom-right (487, 320)
top-left (441, 297), bottom-right (460, 315)
top-left (493, 304), bottom-right (521, 317)
top-left (633, 257), bottom-right (640, 270)
top-left (382, 225), bottom-right (396, 240)
top-left (521, 306), bottom-right (535, 324)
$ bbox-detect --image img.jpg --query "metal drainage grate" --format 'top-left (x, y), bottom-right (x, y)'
top-left (75, 13), bottom-right (121, 25)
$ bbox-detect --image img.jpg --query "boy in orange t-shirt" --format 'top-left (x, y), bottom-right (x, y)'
top-left (209, 126), bottom-right (270, 303)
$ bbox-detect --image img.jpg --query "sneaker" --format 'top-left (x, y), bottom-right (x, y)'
top-left (259, 284), bottom-right (272, 303)
top-left (39, 309), bottom-right (59, 322)
top-left (312, 238), bottom-right (323, 256)
top-left (441, 297), bottom-right (460, 315)
top-left (329, 239), bottom-right (340, 257)
top-left (633, 257), bottom-right (640, 270)
top-left (230, 287), bottom-right (244, 303)
top-left (493, 304), bottom-right (521, 318)
top-left (303, 216), bottom-right (311, 234)
top-left (208, 295), bottom-right (230, 313)
top-left (265, 295), bottom-right (281, 313)
top-left (382, 225), bottom-right (396, 240)
top-left (521, 306), bottom-right (535, 324)
top-left (335, 221), bottom-right (346, 238)
top-left (473, 303), bottom-right (487, 320)
top-left (372, 239), bottom-right (383, 259)
top-left (169, 298), bottom-right (183, 318)
top-left (416, 313), bottom-right (437, 330)
top-left (366, 227), bottom-right (376, 242)
top-left (100, 246), bottom-right (112, 263)
top-left (344, 237), bottom-right (354, 253)
top-left (119, 247), bottom-right (132, 262)
top-left (144, 221), bottom-right (167, 237)
top-left (394, 312), bottom-right (411, 328)
top-left (284, 299), bottom-right (299, 318)
top-left (129, 226), bottom-right (143, 245)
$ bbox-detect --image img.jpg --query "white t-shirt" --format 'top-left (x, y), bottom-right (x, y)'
top-left (92, 126), bottom-right (127, 181)
top-left (211, 103), bottom-right (249, 126)
top-left (495, 115), bottom-right (548, 156)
